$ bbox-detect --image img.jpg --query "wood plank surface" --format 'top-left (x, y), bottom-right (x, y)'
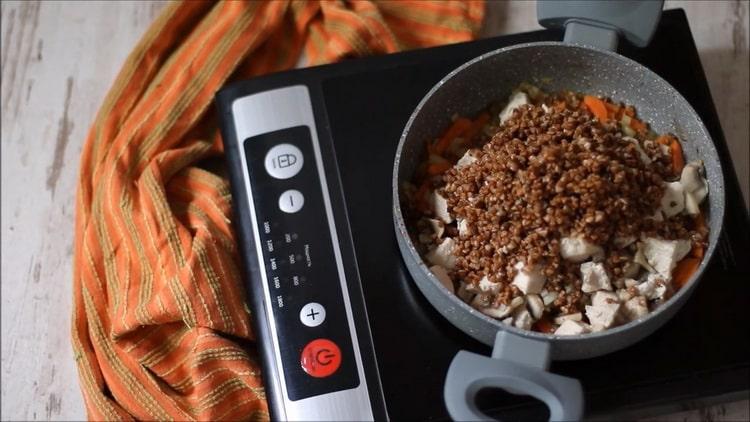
top-left (1, 1), bottom-right (747, 420)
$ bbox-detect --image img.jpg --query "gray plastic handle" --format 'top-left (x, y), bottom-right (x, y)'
top-left (444, 331), bottom-right (583, 421)
top-left (537, 0), bottom-right (664, 51)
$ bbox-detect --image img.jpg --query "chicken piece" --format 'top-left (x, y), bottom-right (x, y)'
top-left (426, 237), bottom-right (457, 270)
top-left (617, 288), bottom-right (634, 302)
top-left (526, 294), bottom-right (545, 319)
top-left (580, 262), bottom-right (613, 293)
top-left (554, 312), bottom-right (583, 325)
top-left (429, 265), bottom-right (454, 293)
top-left (560, 236), bottom-right (604, 263)
top-left (554, 319), bottom-right (591, 336)
top-left (660, 181), bottom-right (685, 218)
top-left (621, 296), bottom-right (649, 321)
top-left (591, 290), bottom-right (619, 307)
top-left (499, 91), bottom-right (529, 124)
top-left (635, 273), bottom-right (669, 300)
top-left (430, 191), bottom-right (453, 223)
top-left (641, 237), bottom-right (692, 278)
top-left (456, 149), bottom-right (479, 168)
top-left (457, 219), bottom-right (472, 237)
top-left (512, 262), bottom-right (547, 294)
top-left (427, 218), bottom-right (444, 238)
top-left (586, 303), bottom-right (621, 330)
top-left (478, 276), bottom-right (500, 294)
top-left (541, 289), bottom-right (558, 306)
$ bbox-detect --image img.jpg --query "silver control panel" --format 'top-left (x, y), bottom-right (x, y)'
top-left (231, 85), bottom-right (374, 421)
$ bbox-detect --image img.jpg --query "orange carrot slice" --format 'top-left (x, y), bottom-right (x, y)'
top-left (669, 138), bottom-right (685, 174)
top-left (435, 117), bottom-right (472, 155)
top-left (629, 117), bottom-right (647, 133)
top-left (427, 162), bottom-right (452, 176)
top-left (673, 257), bottom-right (701, 289)
top-left (583, 95), bottom-right (608, 121)
top-left (533, 318), bottom-right (556, 334)
top-left (463, 112), bottom-right (490, 143)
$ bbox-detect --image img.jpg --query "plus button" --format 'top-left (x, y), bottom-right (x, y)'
top-left (299, 302), bottom-right (326, 327)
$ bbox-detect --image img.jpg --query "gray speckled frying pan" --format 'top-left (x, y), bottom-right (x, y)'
top-left (392, 1), bottom-right (725, 420)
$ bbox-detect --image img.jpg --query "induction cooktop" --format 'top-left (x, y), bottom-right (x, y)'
top-left (216, 9), bottom-right (750, 420)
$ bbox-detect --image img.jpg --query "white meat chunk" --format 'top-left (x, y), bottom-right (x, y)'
top-left (429, 265), bottom-right (454, 293)
top-left (512, 262), bottom-right (546, 294)
top-left (684, 191), bottom-right (701, 216)
top-left (554, 319), bottom-right (591, 336)
top-left (622, 296), bottom-right (649, 321)
top-left (636, 273), bottom-right (669, 300)
top-left (634, 242), bottom-right (656, 272)
top-left (554, 312), bottom-right (583, 325)
top-left (586, 303), bottom-right (621, 330)
top-left (457, 218), bottom-right (472, 237)
top-left (591, 290), bottom-right (619, 307)
top-left (580, 262), bottom-right (612, 293)
top-left (427, 218), bottom-right (444, 238)
top-left (617, 288), bottom-right (634, 302)
top-left (513, 308), bottom-right (535, 330)
top-left (426, 237), bottom-right (457, 270)
top-left (478, 275), bottom-right (500, 294)
top-left (659, 181), bottom-right (685, 218)
top-left (560, 236), bottom-right (604, 263)
top-left (541, 289), bottom-right (558, 306)
top-left (499, 91), bottom-right (529, 124)
top-left (641, 237), bottom-right (692, 278)
top-left (431, 191), bottom-right (453, 223)
top-left (526, 294), bottom-right (545, 319)
top-left (456, 149), bottom-right (479, 168)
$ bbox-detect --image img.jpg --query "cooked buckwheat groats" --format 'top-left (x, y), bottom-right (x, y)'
top-left (404, 85), bottom-right (709, 334)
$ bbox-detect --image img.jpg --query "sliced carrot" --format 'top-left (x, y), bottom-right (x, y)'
top-left (694, 212), bottom-right (707, 233)
top-left (583, 95), bottom-right (609, 121)
top-left (691, 244), bottom-right (705, 259)
top-left (463, 112), bottom-right (490, 143)
top-left (435, 117), bottom-right (472, 155)
top-left (604, 101), bottom-right (622, 119)
top-left (673, 257), bottom-right (701, 289)
top-left (427, 162), bottom-right (452, 176)
top-left (629, 117), bottom-right (647, 133)
top-left (669, 138), bottom-right (684, 174)
top-left (656, 134), bottom-right (685, 174)
top-left (415, 180), bottom-right (431, 212)
top-left (655, 134), bottom-right (673, 145)
top-left (532, 318), bottom-right (556, 334)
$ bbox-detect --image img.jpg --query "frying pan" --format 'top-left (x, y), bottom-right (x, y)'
top-left (392, 1), bottom-right (726, 420)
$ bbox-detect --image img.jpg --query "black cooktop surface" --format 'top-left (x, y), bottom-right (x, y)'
top-left (226, 8), bottom-right (750, 420)
top-left (320, 9), bottom-right (749, 420)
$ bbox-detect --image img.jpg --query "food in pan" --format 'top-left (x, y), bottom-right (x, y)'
top-left (403, 84), bottom-right (710, 335)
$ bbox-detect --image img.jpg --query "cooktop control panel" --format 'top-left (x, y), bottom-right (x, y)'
top-left (242, 125), bottom-right (358, 399)
top-left (229, 85), bottom-right (375, 420)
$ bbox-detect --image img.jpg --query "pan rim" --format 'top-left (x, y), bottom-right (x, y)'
top-left (392, 40), bottom-right (726, 345)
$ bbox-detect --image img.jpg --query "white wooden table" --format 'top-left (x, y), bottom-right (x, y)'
top-left (1, 1), bottom-right (747, 420)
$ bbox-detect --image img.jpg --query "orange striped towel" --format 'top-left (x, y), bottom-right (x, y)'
top-left (72, 1), bottom-right (484, 420)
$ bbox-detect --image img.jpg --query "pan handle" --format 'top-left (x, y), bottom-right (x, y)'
top-left (537, 0), bottom-right (664, 51)
top-left (444, 331), bottom-right (583, 421)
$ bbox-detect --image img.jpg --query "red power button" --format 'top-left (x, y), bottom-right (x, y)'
top-left (300, 339), bottom-right (341, 378)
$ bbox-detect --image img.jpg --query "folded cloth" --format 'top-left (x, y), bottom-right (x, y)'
top-left (71, 1), bottom-right (484, 420)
